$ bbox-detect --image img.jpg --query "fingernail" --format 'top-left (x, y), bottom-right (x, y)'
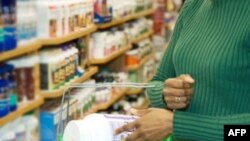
top-left (184, 75), bottom-right (195, 83)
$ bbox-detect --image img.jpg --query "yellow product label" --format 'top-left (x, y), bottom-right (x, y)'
top-left (60, 67), bottom-right (65, 82)
top-left (53, 70), bottom-right (60, 85)
top-left (66, 64), bottom-right (70, 78)
top-left (70, 57), bottom-right (75, 75)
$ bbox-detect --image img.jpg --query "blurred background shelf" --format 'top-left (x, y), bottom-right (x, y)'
top-left (0, 95), bottom-right (44, 127)
top-left (85, 88), bottom-right (128, 115)
top-left (41, 67), bottom-right (98, 99)
top-left (132, 30), bottom-right (154, 44)
top-left (126, 53), bottom-right (155, 71)
top-left (97, 9), bottom-right (154, 29)
top-left (0, 41), bottom-right (41, 62)
top-left (40, 25), bottom-right (97, 46)
top-left (89, 44), bottom-right (132, 65)
top-left (126, 74), bottom-right (154, 95)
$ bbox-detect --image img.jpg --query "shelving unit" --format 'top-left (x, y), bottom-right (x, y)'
top-left (86, 88), bottom-right (128, 114)
top-left (97, 9), bottom-right (154, 29)
top-left (126, 74), bottom-right (154, 95)
top-left (0, 3), bottom-right (157, 130)
top-left (0, 41), bottom-right (41, 62)
top-left (40, 25), bottom-right (97, 46)
top-left (89, 44), bottom-right (132, 65)
top-left (0, 95), bottom-right (44, 127)
top-left (126, 53), bottom-right (155, 71)
top-left (132, 30), bottom-right (154, 44)
top-left (41, 67), bottom-right (98, 99)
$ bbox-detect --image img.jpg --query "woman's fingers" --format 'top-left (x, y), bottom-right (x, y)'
top-left (115, 121), bottom-right (139, 135)
top-left (163, 75), bottom-right (195, 110)
top-left (164, 96), bottom-right (188, 103)
top-left (163, 87), bottom-right (193, 97)
top-left (164, 78), bottom-right (185, 88)
top-left (167, 102), bottom-right (188, 109)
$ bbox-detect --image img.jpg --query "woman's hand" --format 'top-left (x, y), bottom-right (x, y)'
top-left (115, 108), bottom-right (173, 141)
top-left (164, 74), bottom-right (195, 110)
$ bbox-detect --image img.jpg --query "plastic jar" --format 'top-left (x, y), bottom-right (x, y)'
top-left (2, 127), bottom-right (16, 141)
top-left (15, 124), bottom-right (26, 141)
top-left (126, 50), bottom-right (139, 66)
top-left (0, 80), bottom-right (9, 118)
top-left (2, 0), bottom-right (17, 51)
top-left (63, 114), bottom-right (137, 141)
top-left (5, 65), bottom-right (17, 112)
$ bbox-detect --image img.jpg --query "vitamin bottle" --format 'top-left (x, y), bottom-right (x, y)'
top-left (0, 1), bottom-right (4, 53)
top-left (2, 0), bottom-right (17, 51)
top-left (63, 114), bottom-right (137, 141)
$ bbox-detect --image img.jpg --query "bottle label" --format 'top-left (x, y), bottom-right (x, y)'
top-left (0, 99), bottom-right (9, 109)
top-left (103, 114), bottom-right (138, 141)
top-left (9, 93), bottom-right (17, 106)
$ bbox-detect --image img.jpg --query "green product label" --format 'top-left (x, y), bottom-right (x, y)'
top-left (9, 93), bottom-right (17, 106)
top-left (0, 28), bottom-right (3, 42)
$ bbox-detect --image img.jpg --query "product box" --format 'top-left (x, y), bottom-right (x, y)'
top-left (39, 99), bottom-right (78, 141)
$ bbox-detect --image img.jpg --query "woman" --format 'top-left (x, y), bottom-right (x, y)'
top-left (116, 0), bottom-right (250, 140)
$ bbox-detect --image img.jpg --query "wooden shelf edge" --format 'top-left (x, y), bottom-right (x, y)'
top-left (41, 67), bottom-right (98, 99)
top-left (130, 9), bottom-right (154, 20)
top-left (90, 88), bottom-right (128, 112)
top-left (89, 44), bottom-right (132, 65)
top-left (40, 25), bottom-right (97, 46)
top-left (97, 9), bottom-right (154, 29)
top-left (132, 30), bottom-right (154, 44)
top-left (126, 53), bottom-right (155, 71)
top-left (0, 41), bottom-right (41, 62)
top-left (0, 95), bottom-right (44, 127)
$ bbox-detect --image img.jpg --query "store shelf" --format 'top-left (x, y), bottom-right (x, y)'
top-left (0, 41), bottom-right (41, 62)
top-left (0, 95), bottom-right (44, 127)
top-left (40, 25), bottom-right (97, 46)
top-left (41, 67), bottom-right (98, 99)
top-left (126, 53), bottom-right (155, 71)
top-left (87, 88), bottom-right (128, 114)
top-left (126, 74), bottom-right (154, 95)
top-left (132, 30), bottom-right (154, 44)
top-left (97, 9), bottom-right (154, 29)
top-left (89, 44), bottom-right (132, 65)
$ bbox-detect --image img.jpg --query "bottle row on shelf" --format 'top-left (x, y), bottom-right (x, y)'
top-left (0, 51), bottom-right (156, 139)
top-left (89, 18), bottom-right (153, 60)
top-left (0, 0), bottom-right (153, 55)
top-left (0, 114), bottom-right (39, 141)
top-left (126, 39), bottom-right (153, 69)
top-left (39, 71), bottom-right (128, 141)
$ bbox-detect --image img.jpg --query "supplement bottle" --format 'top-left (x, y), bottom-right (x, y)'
top-left (63, 114), bottom-right (137, 141)
top-left (0, 80), bottom-right (9, 118)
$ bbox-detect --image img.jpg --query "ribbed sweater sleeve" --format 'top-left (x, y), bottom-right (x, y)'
top-left (174, 111), bottom-right (250, 141)
top-left (146, 0), bottom-right (193, 108)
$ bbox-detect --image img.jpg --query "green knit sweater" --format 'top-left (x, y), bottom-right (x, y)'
top-left (146, 0), bottom-right (250, 140)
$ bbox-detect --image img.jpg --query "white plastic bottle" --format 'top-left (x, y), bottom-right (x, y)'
top-left (63, 114), bottom-right (137, 141)
top-left (36, 0), bottom-right (60, 38)
top-left (1, 124), bottom-right (16, 141)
